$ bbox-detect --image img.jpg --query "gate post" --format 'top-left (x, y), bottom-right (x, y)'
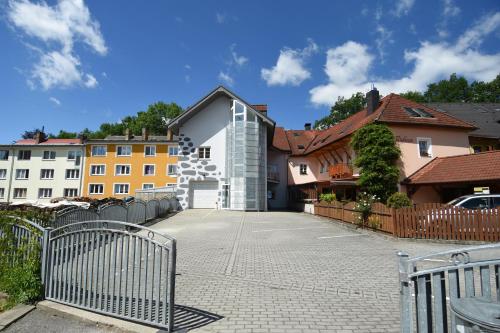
top-left (41, 227), bottom-right (52, 285)
top-left (168, 239), bottom-right (177, 332)
top-left (398, 251), bottom-right (412, 333)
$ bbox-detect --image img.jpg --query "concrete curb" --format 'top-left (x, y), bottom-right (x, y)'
top-left (0, 304), bottom-right (35, 331)
top-left (37, 301), bottom-right (161, 333)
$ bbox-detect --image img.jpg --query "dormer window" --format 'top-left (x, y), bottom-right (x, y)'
top-left (404, 107), bottom-right (434, 118)
top-left (293, 132), bottom-right (301, 137)
top-left (297, 144), bottom-right (305, 149)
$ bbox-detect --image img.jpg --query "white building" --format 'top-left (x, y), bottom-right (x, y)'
top-left (167, 86), bottom-right (275, 210)
top-left (0, 135), bottom-right (85, 203)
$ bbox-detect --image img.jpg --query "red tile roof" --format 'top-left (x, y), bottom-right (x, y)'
top-left (15, 138), bottom-right (81, 145)
top-left (285, 129), bottom-right (318, 155)
top-left (272, 127), bottom-right (291, 151)
top-left (405, 150), bottom-right (500, 185)
top-left (272, 93), bottom-right (476, 156)
top-left (251, 104), bottom-right (268, 112)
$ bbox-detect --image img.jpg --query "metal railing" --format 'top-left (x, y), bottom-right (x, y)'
top-left (45, 220), bottom-right (176, 331)
top-left (398, 243), bottom-right (500, 332)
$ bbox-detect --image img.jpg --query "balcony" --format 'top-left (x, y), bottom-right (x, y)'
top-left (329, 163), bottom-right (353, 179)
top-left (267, 165), bottom-right (280, 183)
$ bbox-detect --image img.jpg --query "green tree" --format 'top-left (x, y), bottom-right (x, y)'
top-left (49, 130), bottom-right (78, 139)
top-left (470, 74), bottom-right (500, 102)
top-left (314, 92), bottom-right (366, 129)
top-left (133, 102), bottom-right (183, 135)
top-left (351, 124), bottom-right (401, 202)
top-left (399, 91), bottom-right (426, 103)
top-left (21, 128), bottom-right (48, 140)
top-left (424, 73), bottom-right (470, 102)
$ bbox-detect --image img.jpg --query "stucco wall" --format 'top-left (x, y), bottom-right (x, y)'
top-left (391, 125), bottom-right (471, 179)
top-left (176, 96), bottom-right (230, 209)
top-left (288, 149), bottom-right (350, 185)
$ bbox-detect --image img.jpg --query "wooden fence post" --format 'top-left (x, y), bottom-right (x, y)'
top-left (392, 208), bottom-right (397, 237)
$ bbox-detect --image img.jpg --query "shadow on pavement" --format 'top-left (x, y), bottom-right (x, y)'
top-left (173, 304), bottom-right (223, 332)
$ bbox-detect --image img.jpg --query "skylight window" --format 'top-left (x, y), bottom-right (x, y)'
top-left (293, 132), bottom-right (301, 137)
top-left (297, 144), bottom-right (305, 149)
top-left (403, 107), bottom-right (434, 118)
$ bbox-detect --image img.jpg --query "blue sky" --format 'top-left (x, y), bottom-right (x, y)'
top-left (0, 0), bottom-right (499, 142)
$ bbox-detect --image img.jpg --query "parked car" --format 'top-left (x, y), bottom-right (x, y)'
top-left (447, 194), bottom-right (500, 210)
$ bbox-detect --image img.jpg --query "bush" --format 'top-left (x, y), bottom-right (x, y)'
top-left (354, 192), bottom-right (379, 227)
top-left (387, 192), bottom-right (412, 208)
top-left (319, 193), bottom-right (336, 203)
top-left (0, 216), bottom-right (43, 310)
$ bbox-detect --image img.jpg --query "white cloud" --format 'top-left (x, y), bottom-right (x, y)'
top-left (184, 64), bottom-right (191, 70)
top-left (394, 0), bottom-right (415, 17)
top-left (230, 45), bottom-right (248, 66)
top-left (7, 0), bottom-right (106, 89)
top-left (216, 12), bottom-right (226, 24)
top-left (49, 96), bottom-right (61, 105)
top-left (375, 24), bottom-right (394, 63)
top-left (84, 73), bottom-right (98, 88)
top-left (185, 74), bottom-right (191, 83)
top-left (443, 0), bottom-right (460, 18)
top-left (310, 13), bottom-right (500, 106)
top-left (218, 71), bottom-right (234, 86)
top-left (261, 39), bottom-right (318, 86)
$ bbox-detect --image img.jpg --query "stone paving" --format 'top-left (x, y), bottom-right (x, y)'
top-left (152, 210), bottom-right (458, 333)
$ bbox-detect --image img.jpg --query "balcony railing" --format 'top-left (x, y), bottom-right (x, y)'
top-left (267, 165), bottom-right (280, 183)
top-left (329, 163), bottom-right (353, 179)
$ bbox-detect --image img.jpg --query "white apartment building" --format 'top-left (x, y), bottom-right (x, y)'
top-left (0, 136), bottom-right (85, 203)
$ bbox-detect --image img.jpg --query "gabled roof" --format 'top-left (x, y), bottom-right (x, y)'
top-left (404, 150), bottom-right (500, 185)
top-left (14, 138), bottom-right (82, 145)
top-left (273, 93), bottom-right (476, 156)
top-left (426, 103), bottom-right (500, 139)
top-left (167, 86), bottom-right (275, 134)
top-left (285, 129), bottom-right (318, 155)
top-left (272, 127), bottom-right (291, 152)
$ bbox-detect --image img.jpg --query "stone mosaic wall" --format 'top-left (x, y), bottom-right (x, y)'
top-left (176, 133), bottom-right (222, 209)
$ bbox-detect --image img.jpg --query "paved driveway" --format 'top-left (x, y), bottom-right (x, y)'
top-left (152, 210), bottom-right (456, 333)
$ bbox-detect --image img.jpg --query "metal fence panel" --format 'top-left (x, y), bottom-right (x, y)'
top-left (146, 200), bottom-right (159, 221)
top-left (45, 220), bottom-right (176, 331)
top-left (127, 201), bottom-right (146, 225)
top-left (158, 198), bottom-right (170, 217)
top-left (168, 198), bottom-right (178, 212)
top-left (99, 205), bottom-right (127, 222)
top-left (398, 243), bottom-right (500, 332)
top-left (55, 209), bottom-right (99, 228)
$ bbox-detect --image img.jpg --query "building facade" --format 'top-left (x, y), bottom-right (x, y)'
top-left (82, 131), bottom-right (178, 199)
top-left (0, 137), bottom-right (84, 203)
top-left (167, 86), bottom-right (275, 210)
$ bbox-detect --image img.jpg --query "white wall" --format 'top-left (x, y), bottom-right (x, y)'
top-left (0, 148), bottom-right (13, 202)
top-left (1, 145), bottom-right (85, 203)
top-left (176, 96), bottom-right (231, 209)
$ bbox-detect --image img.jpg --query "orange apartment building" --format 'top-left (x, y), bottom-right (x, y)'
top-left (82, 129), bottom-right (178, 198)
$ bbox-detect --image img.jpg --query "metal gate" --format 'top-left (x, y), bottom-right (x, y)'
top-left (44, 220), bottom-right (176, 331)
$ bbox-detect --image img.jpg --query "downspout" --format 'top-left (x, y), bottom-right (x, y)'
top-left (6, 147), bottom-right (15, 203)
top-left (78, 145), bottom-right (85, 197)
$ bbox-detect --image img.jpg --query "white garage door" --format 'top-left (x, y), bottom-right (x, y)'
top-left (191, 181), bottom-right (219, 209)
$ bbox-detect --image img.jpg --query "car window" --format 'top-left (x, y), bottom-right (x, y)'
top-left (447, 198), bottom-right (463, 205)
top-left (492, 197), bottom-right (500, 209)
top-left (459, 197), bottom-right (490, 209)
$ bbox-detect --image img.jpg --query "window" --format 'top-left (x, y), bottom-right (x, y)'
top-left (65, 169), bottom-right (80, 179)
top-left (492, 197), bottom-right (500, 209)
top-left (166, 183), bottom-right (176, 187)
top-left (0, 169), bottom-right (6, 179)
top-left (233, 100), bottom-right (245, 121)
top-left (114, 183), bottom-right (129, 194)
top-left (43, 151), bottom-right (56, 160)
top-left (15, 169), bottom-right (29, 179)
top-left (142, 184), bottom-right (154, 190)
top-left (38, 188), bottom-right (52, 198)
top-left (0, 150), bottom-right (8, 160)
top-left (40, 169), bottom-right (54, 179)
top-left (91, 145), bottom-right (107, 156)
top-left (116, 145), bottom-right (132, 156)
top-left (297, 144), bottom-right (305, 150)
top-left (90, 165), bottom-right (105, 175)
top-left (144, 164), bottom-right (155, 175)
top-left (320, 165), bottom-right (326, 173)
top-left (169, 146), bottom-right (178, 156)
top-left (13, 188), bottom-right (27, 199)
top-left (64, 188), bottom-right (78, 197)
top-left (89, 184), bottom-right (104, 195)
top-left (167, 164), bottom-right (177, 175)
top-left (299, 164), bottom-right (307, 175)
top-left (460, 197), bottom-right (490, 210)
top-left (0, 188), bottom-right (4, 198)
top-left (18, 150), bottom-right (31, 160)
top-left (473, 146), bottom-right (482, 154)
top-left (115, 164), bottom-right (131, 175)
top-left (199, 147), bottom-right (211, 159)
top-left (67, 151), bottom-right (77, 160)
top-left (403, 107), bottom-right (434, 118)
top-left (417, 138), bottom-right (432, 157)
top-left (144, 145), bottom-right (156, 156)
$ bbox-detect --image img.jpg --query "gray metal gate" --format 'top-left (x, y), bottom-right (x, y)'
top-left (44, 220), bottom-right (176, 331)
top-left (99, 205), bottom-right (127, 222)
top-left (146, 200), bottom-right (159, 221)
top-left (54, 209), bottom-right (99, 228)
top-left (398, 243), bottom-right (500, 333)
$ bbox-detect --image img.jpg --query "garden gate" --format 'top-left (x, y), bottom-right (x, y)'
top-left (44, 220), bottom-right (176, 331)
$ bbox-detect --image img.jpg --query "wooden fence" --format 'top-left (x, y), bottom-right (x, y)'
top-left (314, 201), bottom-right (500, 241)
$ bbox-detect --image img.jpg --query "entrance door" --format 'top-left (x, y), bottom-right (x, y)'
top-left (191, 181), bottom-right (218, 209)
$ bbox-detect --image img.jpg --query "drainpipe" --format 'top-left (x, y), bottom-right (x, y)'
top-left (78, 146), bottom-right (85, 197)
top-left (6, 147), bottom-right (15, 203)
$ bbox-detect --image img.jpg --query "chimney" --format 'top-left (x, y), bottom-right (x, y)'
top-left (366, 87), bottom-right (380, 115)
top-left (304, 123), bottom-right (311, 131)
top-left (34, 130), bottom-right (46, 144)
top-left (166, 129), bottom-right (173, 141)
top-left (142, 128), bottom-right (149, 141)
top-left (251, 104), bottom-right (268, 116)
top-left (125, 128), bottom-right (132, 140)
